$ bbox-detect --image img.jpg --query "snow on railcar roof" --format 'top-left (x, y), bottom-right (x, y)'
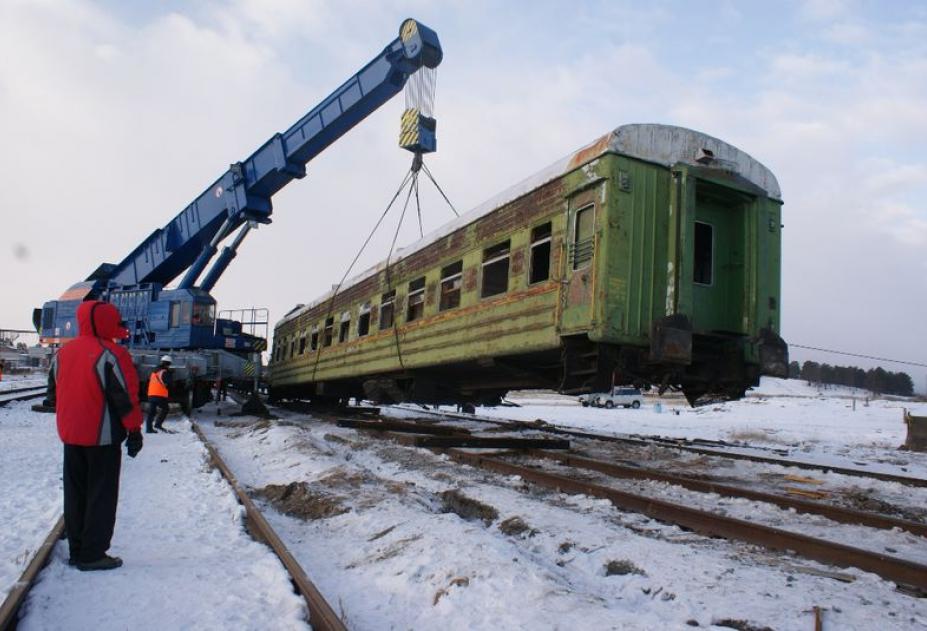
top-left (279, 124), bottom-right (780, 326)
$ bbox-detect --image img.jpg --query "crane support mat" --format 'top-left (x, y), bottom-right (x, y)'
top-left (412, 436), bottom-right (570, 449)
top-left (337, 419), bottom-right (470, 435)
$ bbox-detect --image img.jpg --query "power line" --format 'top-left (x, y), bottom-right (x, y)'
top-left (790, 344), bottom-right (927, 369)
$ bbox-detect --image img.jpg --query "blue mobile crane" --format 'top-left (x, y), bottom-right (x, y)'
top-left (34, 19), bottom-right (442, 408)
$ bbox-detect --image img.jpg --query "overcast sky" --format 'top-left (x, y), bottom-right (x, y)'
top-left (2, 0), bottom-right (925, 392)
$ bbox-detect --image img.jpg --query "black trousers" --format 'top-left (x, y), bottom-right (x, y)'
top-left (63, 444), bottom-right (122, 563)
top-left (146, 397), bottom-right (169, 431)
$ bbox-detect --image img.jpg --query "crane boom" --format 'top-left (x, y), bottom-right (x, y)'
top-left (35, 19), bottom-right (442, 407)
top-left (104, 19), bottom-right (441, 290)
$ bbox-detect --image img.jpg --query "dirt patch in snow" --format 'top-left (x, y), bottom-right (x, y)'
top-left (713, 619), bottom-right (773, 631)
top-left (498, 516), bottom-right (537, 537)
top-left (440, 490), bottom-right (498, 525)
top-left (433, 577), bottom-right (470, 606)
top-left (256, 481), bottom-right (349, 520)
top-left (604, 559), bottom-right (647, 577)
top-left (317, 466), bottom-right (373, 489)
top-left (841, 486), bottom-right (927, 522)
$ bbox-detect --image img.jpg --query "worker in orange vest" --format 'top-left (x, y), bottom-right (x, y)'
top-left (145, 355), bottom-right (173, 433)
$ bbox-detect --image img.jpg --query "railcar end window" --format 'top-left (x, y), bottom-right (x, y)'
top-left (529, 222), bottom-right (552, 284)
top-left (323, 317), bottom-right (334, 347)
top-left (572, 205), bottom-right (594, 270)
top-left (380, 290), bottom-right (396, 330)
top-left (357, 302), bottom-right (371, 336)
top-left (694, 221), bottom-right (713, 285)
top-left (439, 261), bottom-right (463, 311)
top-left (407, 277), bottom-right (426, 322)
top-left (481, 240), bottom-right (510, 298)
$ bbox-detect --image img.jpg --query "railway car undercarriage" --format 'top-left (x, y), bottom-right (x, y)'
top-left (270, 325), bottom-right (788, 408)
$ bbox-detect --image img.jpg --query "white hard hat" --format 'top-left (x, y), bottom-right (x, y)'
top-left (160, 355), bottom-right (173, 364)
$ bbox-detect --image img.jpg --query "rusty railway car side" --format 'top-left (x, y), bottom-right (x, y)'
top-left (270, 124), bottom-right (787, 406)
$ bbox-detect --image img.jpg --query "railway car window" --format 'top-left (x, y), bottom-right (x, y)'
top-left (481, 240), bottom-right (510, 298)
top-left (407, 277), bottom-right (426, 322)
top-left (357, 302), bottom-right (371, 337)
top-left (169, 302), bottom-right (181, 328)
top-left (529, 222), bottom-right (552, 284)
top-left (380, 290), bottom-right (396, 330)
top-left (339, 311), bottom-right (351, 342)
top-left (298, 336), bottom-right (306, 354)
top-left (572, 205), bottom-right (594, 270)
top-left (310, 325), bottom-right (319, 351)
top-left (323, 317), bottom-right (334, 347)
top-left (694, 221), bottom-right (713, 285)
top-left (440, 261), bottom-right (463, 311)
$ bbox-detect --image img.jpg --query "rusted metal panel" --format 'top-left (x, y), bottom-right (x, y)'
top-left (567, 133), bottom-right (611, 171)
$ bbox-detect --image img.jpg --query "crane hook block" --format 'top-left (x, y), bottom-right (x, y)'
top-left (400, 108), bottom-right (437, 154)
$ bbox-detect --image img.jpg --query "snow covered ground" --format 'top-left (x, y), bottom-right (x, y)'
top-left (474, 378), bottom-right (927, 480)
top-left (2, 378), bottom-right (926, 630)
top-left (1, 402), bottom-right (308, 630)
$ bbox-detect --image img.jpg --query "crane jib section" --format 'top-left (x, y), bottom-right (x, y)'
top-left (103, 20), bottom-right (441, 291)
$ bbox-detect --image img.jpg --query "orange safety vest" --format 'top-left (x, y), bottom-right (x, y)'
top-left (147, 369), bottom-right (169, 398)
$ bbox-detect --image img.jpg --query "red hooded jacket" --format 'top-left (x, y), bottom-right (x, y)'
top-left (49, 301), bottom-right (142, 446)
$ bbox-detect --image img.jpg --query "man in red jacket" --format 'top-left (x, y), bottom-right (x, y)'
top-left (47, 300), bottom-right (144, 571)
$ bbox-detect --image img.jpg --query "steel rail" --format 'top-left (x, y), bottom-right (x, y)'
top-left (529, 451), bottom-right (927, 537)
top-left (446, 449), bottom-right (927, 593)
top-left (0, 387), bottom-right (47, 406)
top-left (0, 516), bottom-right (65, 630)
top-left (323, 411), bottom-right (927, 592)
top-left (401, 407), bottom-right (927, 489)
top-left (191, 423), bottom-right (347, 631)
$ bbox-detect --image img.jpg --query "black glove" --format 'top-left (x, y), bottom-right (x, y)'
top-left (126, 431), bottom-right (143, 458)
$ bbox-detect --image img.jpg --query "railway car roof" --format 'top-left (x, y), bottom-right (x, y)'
top-left (279, 124), bottom-right (780, 326)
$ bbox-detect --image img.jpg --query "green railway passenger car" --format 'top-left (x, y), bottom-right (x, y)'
top-left (270, 124), bottom-right (788, 406)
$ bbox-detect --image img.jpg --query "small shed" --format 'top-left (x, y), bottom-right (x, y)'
top-left (903, 409), bottom-right (927, 451)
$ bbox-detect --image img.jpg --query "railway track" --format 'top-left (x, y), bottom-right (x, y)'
top-left (0, 420), bottom-right (346, 631)
top-left (299, 409), bottom-right (927, 596)
top-left (0, 386), bottom-right (47, 407)
top-left (393, 405), bottom-right (927, 489)
top-left (191, 423), bottom-right (346, 631)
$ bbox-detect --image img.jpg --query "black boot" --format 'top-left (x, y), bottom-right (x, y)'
top-left (77, 555), bottom-right (123, 571)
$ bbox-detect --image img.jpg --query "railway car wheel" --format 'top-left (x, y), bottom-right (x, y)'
top-left (604, 401), bottom-right (614, 409)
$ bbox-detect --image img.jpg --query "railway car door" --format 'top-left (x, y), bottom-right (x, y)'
top-left (691, 181), bottom-right (747, 334)
top-left (560, 188), bottom-right (600, 333)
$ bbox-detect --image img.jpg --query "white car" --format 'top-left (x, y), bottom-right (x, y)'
top-left (594, 387), bottom-right (644, 409)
